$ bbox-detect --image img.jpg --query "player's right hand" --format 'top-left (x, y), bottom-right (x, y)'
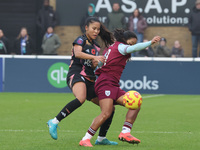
top-left (93, 56), bottom-right (105, 64)
top-left (151, 36), bottom-right (161, 44)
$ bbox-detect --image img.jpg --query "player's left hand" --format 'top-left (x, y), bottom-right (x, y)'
top-left (151, 36), bottom-right (161, 44)
top-left (92, 56), bottom-right (105, 68)
top-left (92, 59), bottom-right (99, 67)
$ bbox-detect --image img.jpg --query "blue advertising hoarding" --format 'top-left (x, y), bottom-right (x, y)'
top-left (3, 57), bottom-right (200, 94)
top-left (4, 58), bottom-right (72, 93)
top-left (0, 58), bottom-right (3, 92)
top-left (120, 61), bottom-right (200, 94)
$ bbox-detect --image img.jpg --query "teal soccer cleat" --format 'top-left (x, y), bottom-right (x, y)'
top-left (95, 138), bottom-right (118, 145)
top-left (47, 119), bottom-right (58, 140)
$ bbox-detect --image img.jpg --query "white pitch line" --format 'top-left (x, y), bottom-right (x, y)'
top-left (142, 94), bottom-right (165, 99)
top-left (134, 131), bottom-right (193, 134)
top-left (0, 129), bottom-right (194, 134)
top-left (0, 95), bottom-right (165, 134)
top-left (0, 129), bottom-right (46, 132)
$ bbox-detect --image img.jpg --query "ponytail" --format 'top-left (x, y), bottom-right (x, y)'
top-left (99, 23), bottom-right (114, 47)
top-left (114, 28), bottom-right (137, 44)
top-left (113, 29), bottom-right (126, 43)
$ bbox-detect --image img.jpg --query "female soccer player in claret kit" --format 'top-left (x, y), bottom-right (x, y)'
top-left (47, 17), bottom-right (118, 145)
top-left (79, 29), bottom-right (160, 147)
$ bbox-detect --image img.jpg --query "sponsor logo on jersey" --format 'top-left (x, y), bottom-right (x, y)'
top-left (84, 59), bottom-right (92, 67)
top-left (105, 90), bottom-right (111, 96)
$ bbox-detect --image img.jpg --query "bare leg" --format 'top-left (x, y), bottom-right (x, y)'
top-left (90, 98), bottom-right (114, 131)
top-left (125, 108), bottom-right (140, 123)
top-left (116, 95), bottom-right (141, 144)
top-left (91, 97), bottom-right (117, 145)
top-left (116, 95), bottom-right (140, 124)
top-left (72, 82), bottom-right (87, 103)
top-left (91, 97), bottom-right (99, 106)
top-left (80, 98), bottom-right (114, 145)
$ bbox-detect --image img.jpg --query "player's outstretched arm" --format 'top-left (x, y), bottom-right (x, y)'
top-left (118, 36), bottom-right (160, 55)
top-left (151, 36), bottom-right (161, 44)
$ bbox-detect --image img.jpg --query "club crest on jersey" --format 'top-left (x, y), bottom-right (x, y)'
top-left (77, 38), bottom-right (83, 44)
top-left (105, 90), bottom-right (111, 96)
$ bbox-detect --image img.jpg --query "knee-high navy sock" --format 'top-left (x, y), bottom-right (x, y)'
top-left (56, 98), bottom-right (82, 122)
top-left (98, 110), bottom-right (115, 137)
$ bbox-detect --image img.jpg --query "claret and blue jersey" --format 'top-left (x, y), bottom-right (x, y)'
top-left (96, 40), bottom-right (152, 84)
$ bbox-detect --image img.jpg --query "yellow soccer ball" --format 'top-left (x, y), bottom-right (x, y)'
top-left (123, 90), bottom-right (142, 109)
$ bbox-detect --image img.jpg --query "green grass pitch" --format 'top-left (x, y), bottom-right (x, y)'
top-left (0, 93), bottom-right (200, 150)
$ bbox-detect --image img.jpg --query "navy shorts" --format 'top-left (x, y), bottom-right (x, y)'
top-left (67, 73), bottom-right (96, 101)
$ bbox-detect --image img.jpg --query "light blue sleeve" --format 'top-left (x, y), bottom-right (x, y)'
top-left (97, 61), bottom-right (103, 68)
top-left (118, 41), bottom-right (152, 55)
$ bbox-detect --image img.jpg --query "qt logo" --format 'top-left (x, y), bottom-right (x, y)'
top-left (47, 62), bottom-right (69, 88)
